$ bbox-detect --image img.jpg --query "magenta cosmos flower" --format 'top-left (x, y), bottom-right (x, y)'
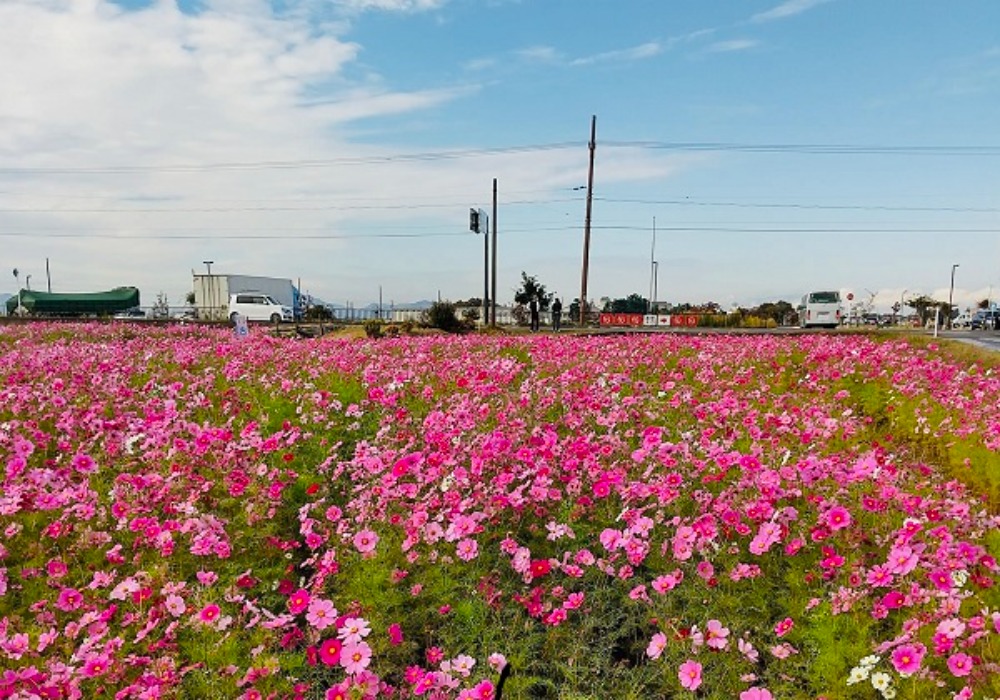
top-left (677, 660), bottom-right (702, 691)
top-left (890, 642), bottom-right (926, 675)
top-left (740, 689), bottom-right (773, 700)
top-left (198, 603), bottom-right (221, 624)
top-left (288, 589), bottom-right (311, 614)
top-left (947, 652), bottom-right (973, 677)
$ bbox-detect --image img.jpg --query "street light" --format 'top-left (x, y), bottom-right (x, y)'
top-left (12, 268), bottom-right (20, 315)
top-left (948, 264), bottom-right (959, 329)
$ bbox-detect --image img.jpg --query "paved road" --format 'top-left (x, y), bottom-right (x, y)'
top-left (938, 329), bottom-right (1000, 353)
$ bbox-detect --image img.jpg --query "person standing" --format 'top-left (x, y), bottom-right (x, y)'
top-left (551, 297), bottom-right (563, 332)
top-left (529, 298), bottom-right (539, 332)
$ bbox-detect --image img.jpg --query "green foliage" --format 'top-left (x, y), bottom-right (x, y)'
top-left (514, 272), bottom-right (553, 311)
top-left (363, 318), bottom-right (385, 338)
top-left (423, 301), bottom-right (464, 333)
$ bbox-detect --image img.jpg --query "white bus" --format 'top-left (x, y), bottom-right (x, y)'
top-left (798, 291), bottom-right (843, 329)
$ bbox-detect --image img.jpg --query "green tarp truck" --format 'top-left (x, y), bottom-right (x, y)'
top-left (6, 287), bottom-right (140, 316)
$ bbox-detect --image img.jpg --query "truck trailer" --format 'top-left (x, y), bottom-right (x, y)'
top-left (192, 273), bottom-right (298, 321)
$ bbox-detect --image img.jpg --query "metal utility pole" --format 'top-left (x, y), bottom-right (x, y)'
top-left (579, 115), bottom-right (596, 325)
top-left (648, 216), bottom-right (657, 314)
top-left (491, 178), bottom-right (498, 327)
top-left (471, 207), bottom-right (489, 327)
top-left (46, 258), bottom-right (51, 292)
top-left (948, 264), bottom-right (959, 329)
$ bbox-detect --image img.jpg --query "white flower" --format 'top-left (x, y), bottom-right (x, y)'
top-left (859, 654), bottom-right (880, 668)
top-left (870, 672), bottom-right (891, 691)
top-left (881, 688), bottom-right (896, 699)
top-left (847, 667), bottom-right (869, 685)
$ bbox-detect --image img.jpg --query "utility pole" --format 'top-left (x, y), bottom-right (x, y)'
top-left (46, 258), bottom-right (51, 292)
top-left (470, 207), bottom-right (489, 327)
top-left (648, 216), bottom-right (657, 314)
top-left (579, 115), bottom-right (596, 325)
top-left (491, 178), bottom-right (498, 327)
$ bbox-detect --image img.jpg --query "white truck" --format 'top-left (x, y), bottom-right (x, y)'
top-left (192, 273), bottom-right (298, 321)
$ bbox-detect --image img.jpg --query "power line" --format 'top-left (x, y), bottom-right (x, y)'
top-left (0, 226), bottom-right (995, 241)
top-left (1, 139), bottom-right (998, 176)
top-left (0, 196), bottom-right (580, 214)
top-left (596, 196), bottom-right (1000, 214)
top-left (0, 143), bottom-right (583, 175)
top-left (604, 141), bottom-right (1000, 156)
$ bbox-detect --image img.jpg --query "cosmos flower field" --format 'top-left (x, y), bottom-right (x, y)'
top-left (1, 324), bottom-right (999, 700)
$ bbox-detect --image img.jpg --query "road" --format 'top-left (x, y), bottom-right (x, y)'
top-left (938, 329), bottom-right (1000, 353)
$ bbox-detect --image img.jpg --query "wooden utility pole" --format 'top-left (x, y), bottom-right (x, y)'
top-left (579, 116), bottom-right (596, 325)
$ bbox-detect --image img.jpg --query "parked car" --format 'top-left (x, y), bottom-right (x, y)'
top-left (953, 312), bottom-right (973, 329)
top-left (971, 309), bottom-right (1000, 330)
top-left (113, 308), bottom-right (146, 320)
top-left (228, 293), bottom-right (293, 323)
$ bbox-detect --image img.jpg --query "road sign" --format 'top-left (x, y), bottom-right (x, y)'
top-left (847, 293), bottom-right (854, 301)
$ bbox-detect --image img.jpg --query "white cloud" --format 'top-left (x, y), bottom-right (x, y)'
top-left (333, 0), bottom-right (449, 12)
top-left (570, 42), bottom-right (662, 66)
top-left (751, 0), bottom-right (833, 23)
top-left (704, 39), bottom-right (759, 54)
top-left (0, 1), bottom-right (696, 307)
top-left (515, 45), bottom-right (562, 64)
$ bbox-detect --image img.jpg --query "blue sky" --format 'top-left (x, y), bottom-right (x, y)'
top-left (1, 0), bottom-right (999, 313)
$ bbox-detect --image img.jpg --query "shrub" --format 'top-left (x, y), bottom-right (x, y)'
top-left (362, 318), bottom-right (384, 338)
top-left (423, 301), bottom-right (463, 333)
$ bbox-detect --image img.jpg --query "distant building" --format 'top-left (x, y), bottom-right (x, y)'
top-left (192, 273), bottom-right (298, 321)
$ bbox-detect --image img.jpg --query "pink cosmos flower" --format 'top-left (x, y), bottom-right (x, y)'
top-left (388, 623), bottom-right (404, 645)
top-left (353, 529), bottom-right (379, 554)
top-left (705, 619), bottom-right (730, 650)
top-left (340, 641), bottom-right (372, 675)
top-left (678, 660), bottom-right (702, 691)
top-left (81, 654), bottom-right (110, 677)
top-left (456, 538), bottom-right (479, 561)
top-left (319, 638), bottom-right (343, 666)
top-left (740, 689), bottom-right (774, 700)
top-left (72, 453), bottom-right (97, 474)
top-left (946, 652), bottom-right (973, 677)
top-left (199, 603), bottom-right (221, 624)
top-left (646, 632), bottom-right (667, 660)
top-left (325, 681), bottom-right (350, 700)
top-left (773, 617), bottom-right (794, 637)
top-left (56, 587), bottom-right (83, 612)
top-left (866, 564), bottom-right (895, 587)
top-left (164, 594), bottom-right (186, 617)
top-left (488, 653), bottom-right (508, 672)
top-left (823, 505), bottom-right (851, 531)
top-left (338, 617), bottom-right (372, 644)
top-left (306, 598), bottom-right (337, 630)
top-left (890, 642), bottom-right (926, 675)
top-left (928, 568), bottom-right (953, 592)
top-left (288, 589), bottom-right (311, 615)
top-left (886, 545), bottom-right (919, 576)
top-left (696, 561), bottom-right (714, 581)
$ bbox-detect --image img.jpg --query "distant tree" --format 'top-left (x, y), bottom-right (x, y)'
top-left (513, 272), bottom-right (553, 311)
top-left (568, 298), bottom-right (594, 324)
top-left (604, 294), bottom-right (648, 314)
top-left (906, 295), bottom-right (940, 325)
top-left (185, 291), bottom-right (196, 306)
top-left (978, 298), bottom-right (991, 309)
top-left (752, 300), bottom-right (795, 325)
top-left (423, 300), bottom-right (463, 333)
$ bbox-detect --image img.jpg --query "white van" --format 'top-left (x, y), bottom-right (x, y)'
top-left (797, 291), bottom-right (843, 329)
top-left (228, 293), bottom-right (293, 323)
